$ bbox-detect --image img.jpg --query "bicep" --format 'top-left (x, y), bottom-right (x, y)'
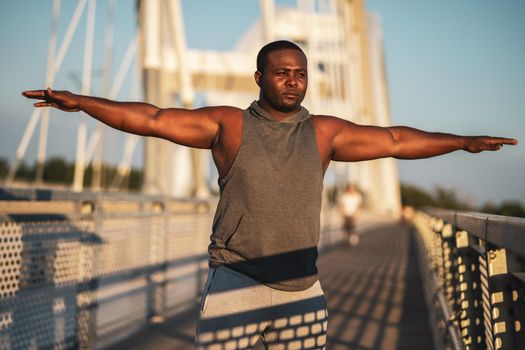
top-left (152, 107), bottom-right (221, 149)
top-left (332, 122), bottom-right (397, 162)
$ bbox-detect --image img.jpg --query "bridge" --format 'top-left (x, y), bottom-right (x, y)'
top-left (1, 1), bottom-right (523, 349)
top-left (0, 188), bottom-right (523, 349)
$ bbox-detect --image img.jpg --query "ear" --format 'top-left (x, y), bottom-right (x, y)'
top-left (254, 71), bottom-right (262, 87)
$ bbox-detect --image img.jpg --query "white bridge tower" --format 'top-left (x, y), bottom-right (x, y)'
top-left (139, 0), bottom-right (401, 215)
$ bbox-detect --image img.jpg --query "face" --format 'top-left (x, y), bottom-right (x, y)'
top-left (255, 49), bottom-right (308, 113)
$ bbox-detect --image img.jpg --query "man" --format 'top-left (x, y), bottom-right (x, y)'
top-left (339, 184), bottom-right (363, 246)
top-left (23, 40), bottom-right (516, 349)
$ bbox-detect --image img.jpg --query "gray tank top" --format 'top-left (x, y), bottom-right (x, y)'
top-left (208, 101), bottom-right (324, 291)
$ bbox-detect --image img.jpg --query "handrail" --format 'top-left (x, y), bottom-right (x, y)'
top-left (0, 190), bottom-right (344, 349)
top-left (0, 185), bottom-right (196, 202)
top-left (413, 208), bottom-right (525, 350)
top-left (425, 208), bottom-right (525, 258)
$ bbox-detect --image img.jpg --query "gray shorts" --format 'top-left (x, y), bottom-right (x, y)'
top-left (196, 266), bottom-right (328, 349)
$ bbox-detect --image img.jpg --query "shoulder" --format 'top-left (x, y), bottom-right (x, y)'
top-left (199, 105), bottom-right (243, 122)
top-left (205, 107), bottom-right (244, 145)
top-left (311, 114), bottom-right (352, 128)
top-left (310, 114), bottom-right (355, 136)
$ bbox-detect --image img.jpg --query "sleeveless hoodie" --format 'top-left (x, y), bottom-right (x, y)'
top-left (208, 101), bottom-right (324, 291)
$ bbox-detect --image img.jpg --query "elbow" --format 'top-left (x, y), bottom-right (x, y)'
top-left (149, 107), bottom-right (163, 137)
top-left (387, 128), bottom-right (402, 158)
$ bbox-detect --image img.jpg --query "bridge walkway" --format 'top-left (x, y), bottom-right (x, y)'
top-left (108, 221), bottom-right (435, 350)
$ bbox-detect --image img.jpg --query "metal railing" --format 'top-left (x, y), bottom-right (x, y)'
top-left (0, 187), bottom-right (345, 349)
top-left (413, 208), bottom-right (525, 350)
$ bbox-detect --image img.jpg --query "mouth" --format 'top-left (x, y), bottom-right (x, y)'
top-left (283, 91), bottom-right (299, 98)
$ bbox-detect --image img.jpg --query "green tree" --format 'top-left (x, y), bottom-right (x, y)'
top-left (43, 157), bottom-right (74, 184)
top-left (400, 183), bottom-right (435, 208)
top-left (129, 167), bottom-right (143, 191)
top-left (480, 201), bottom-right (498, 214)
top-left (497, 201), bottom-right (525, 218)
top-left (15, 161), bottom-right (35, 181)
top-left (0, 157), bottom-right (8, 179)
top-left (434, 186), bottom-right (470, 210)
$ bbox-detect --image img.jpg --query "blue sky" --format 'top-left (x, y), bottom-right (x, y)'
top-left (1, 0), bottom-right (524, 205)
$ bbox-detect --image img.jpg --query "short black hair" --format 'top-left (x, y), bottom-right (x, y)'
top-left (256, 40), bottom-right (306, 73)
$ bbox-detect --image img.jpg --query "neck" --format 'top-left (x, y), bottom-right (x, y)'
top-left (257, 98), bottom-right (301, 122)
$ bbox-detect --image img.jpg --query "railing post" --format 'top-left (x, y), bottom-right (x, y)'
top-left (432, 219), bottom-right (445, 300)
top-left (416, 214), bottom-right (464, 349)
top-left (454, 230), bottom-right (485, 349)
top-left (512, 274), bottom-right (525, 349)
top-left (195, 201), bottom-right (210, 302)
top-left (147, 201), bottom-right (167, 324)
top-left (483, 246), bottom-right (517, 349)
top-left (75, 199), bottom-right (98, 350)
top-left (437, 221), bottom-right (458, 316)
top-left (412, 208), bottom-right (525, 350)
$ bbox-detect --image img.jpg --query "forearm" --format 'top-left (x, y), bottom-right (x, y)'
top-left (389, 126), bottom-right (466, 159)
top-left (328, 116), bottom-right (516, 162)
top-left (68, 92), bottom-right (223, 148)
top-left (77, 94), bottom-right (159, 136)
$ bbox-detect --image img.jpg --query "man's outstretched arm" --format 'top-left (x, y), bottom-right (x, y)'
top-left (22, 88), bottom-right (224, 149)
top-left (324, 117), bottom-right (518, 162)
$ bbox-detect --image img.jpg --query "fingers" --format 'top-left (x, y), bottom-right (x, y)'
top-left (485, 138), bottom-right (518, 151)
top-left (479, 137), bottom-right (517, 152)
top-left (500, 138), bottom-right (518, 145)
top-left (468, 136), bottom-right (518, 153)
top-left (488, 137), bottom-right (517, 145)
top-left (22, 90), bottom-right (47, 99)
top-left (46, 87), bottom-right (56, 98)
top-left (22, 88), bottom-right (57, 100)
top-left (33, 102), bottom-right (58, 108)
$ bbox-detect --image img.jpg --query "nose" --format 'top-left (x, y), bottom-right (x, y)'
top-left (286, 75), bottom-right (298, 87)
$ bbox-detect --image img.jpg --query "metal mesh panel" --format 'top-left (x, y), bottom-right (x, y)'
top-left (0, 217), bottom-right (93, 350)
top-left (95, 216), bottom-right (154, 276)
top-left (1, 221), bottom-right (22, 298)
top-left (166, 214), bottom-right (206, 260)
top-left (95, 276), bottom-right (148, 337)
top-left (164, 213), bottom-right (212, 314)
top-left (90, 214), bottom-right (170, 345)
top-left (0, 198), bottom-right (342, 349)
top-left (165, 263), bottom-right (200, 312)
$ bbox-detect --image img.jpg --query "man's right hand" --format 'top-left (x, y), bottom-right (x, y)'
top-left (462, 135), bottom-right (518, 153)
top-left (22, 88), bottom-right (81, 112)
top-left (21, 87), bottom-right (244, 179)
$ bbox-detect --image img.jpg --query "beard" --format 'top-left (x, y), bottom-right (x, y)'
top-left (263, 92), bottom-right (304, 113)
